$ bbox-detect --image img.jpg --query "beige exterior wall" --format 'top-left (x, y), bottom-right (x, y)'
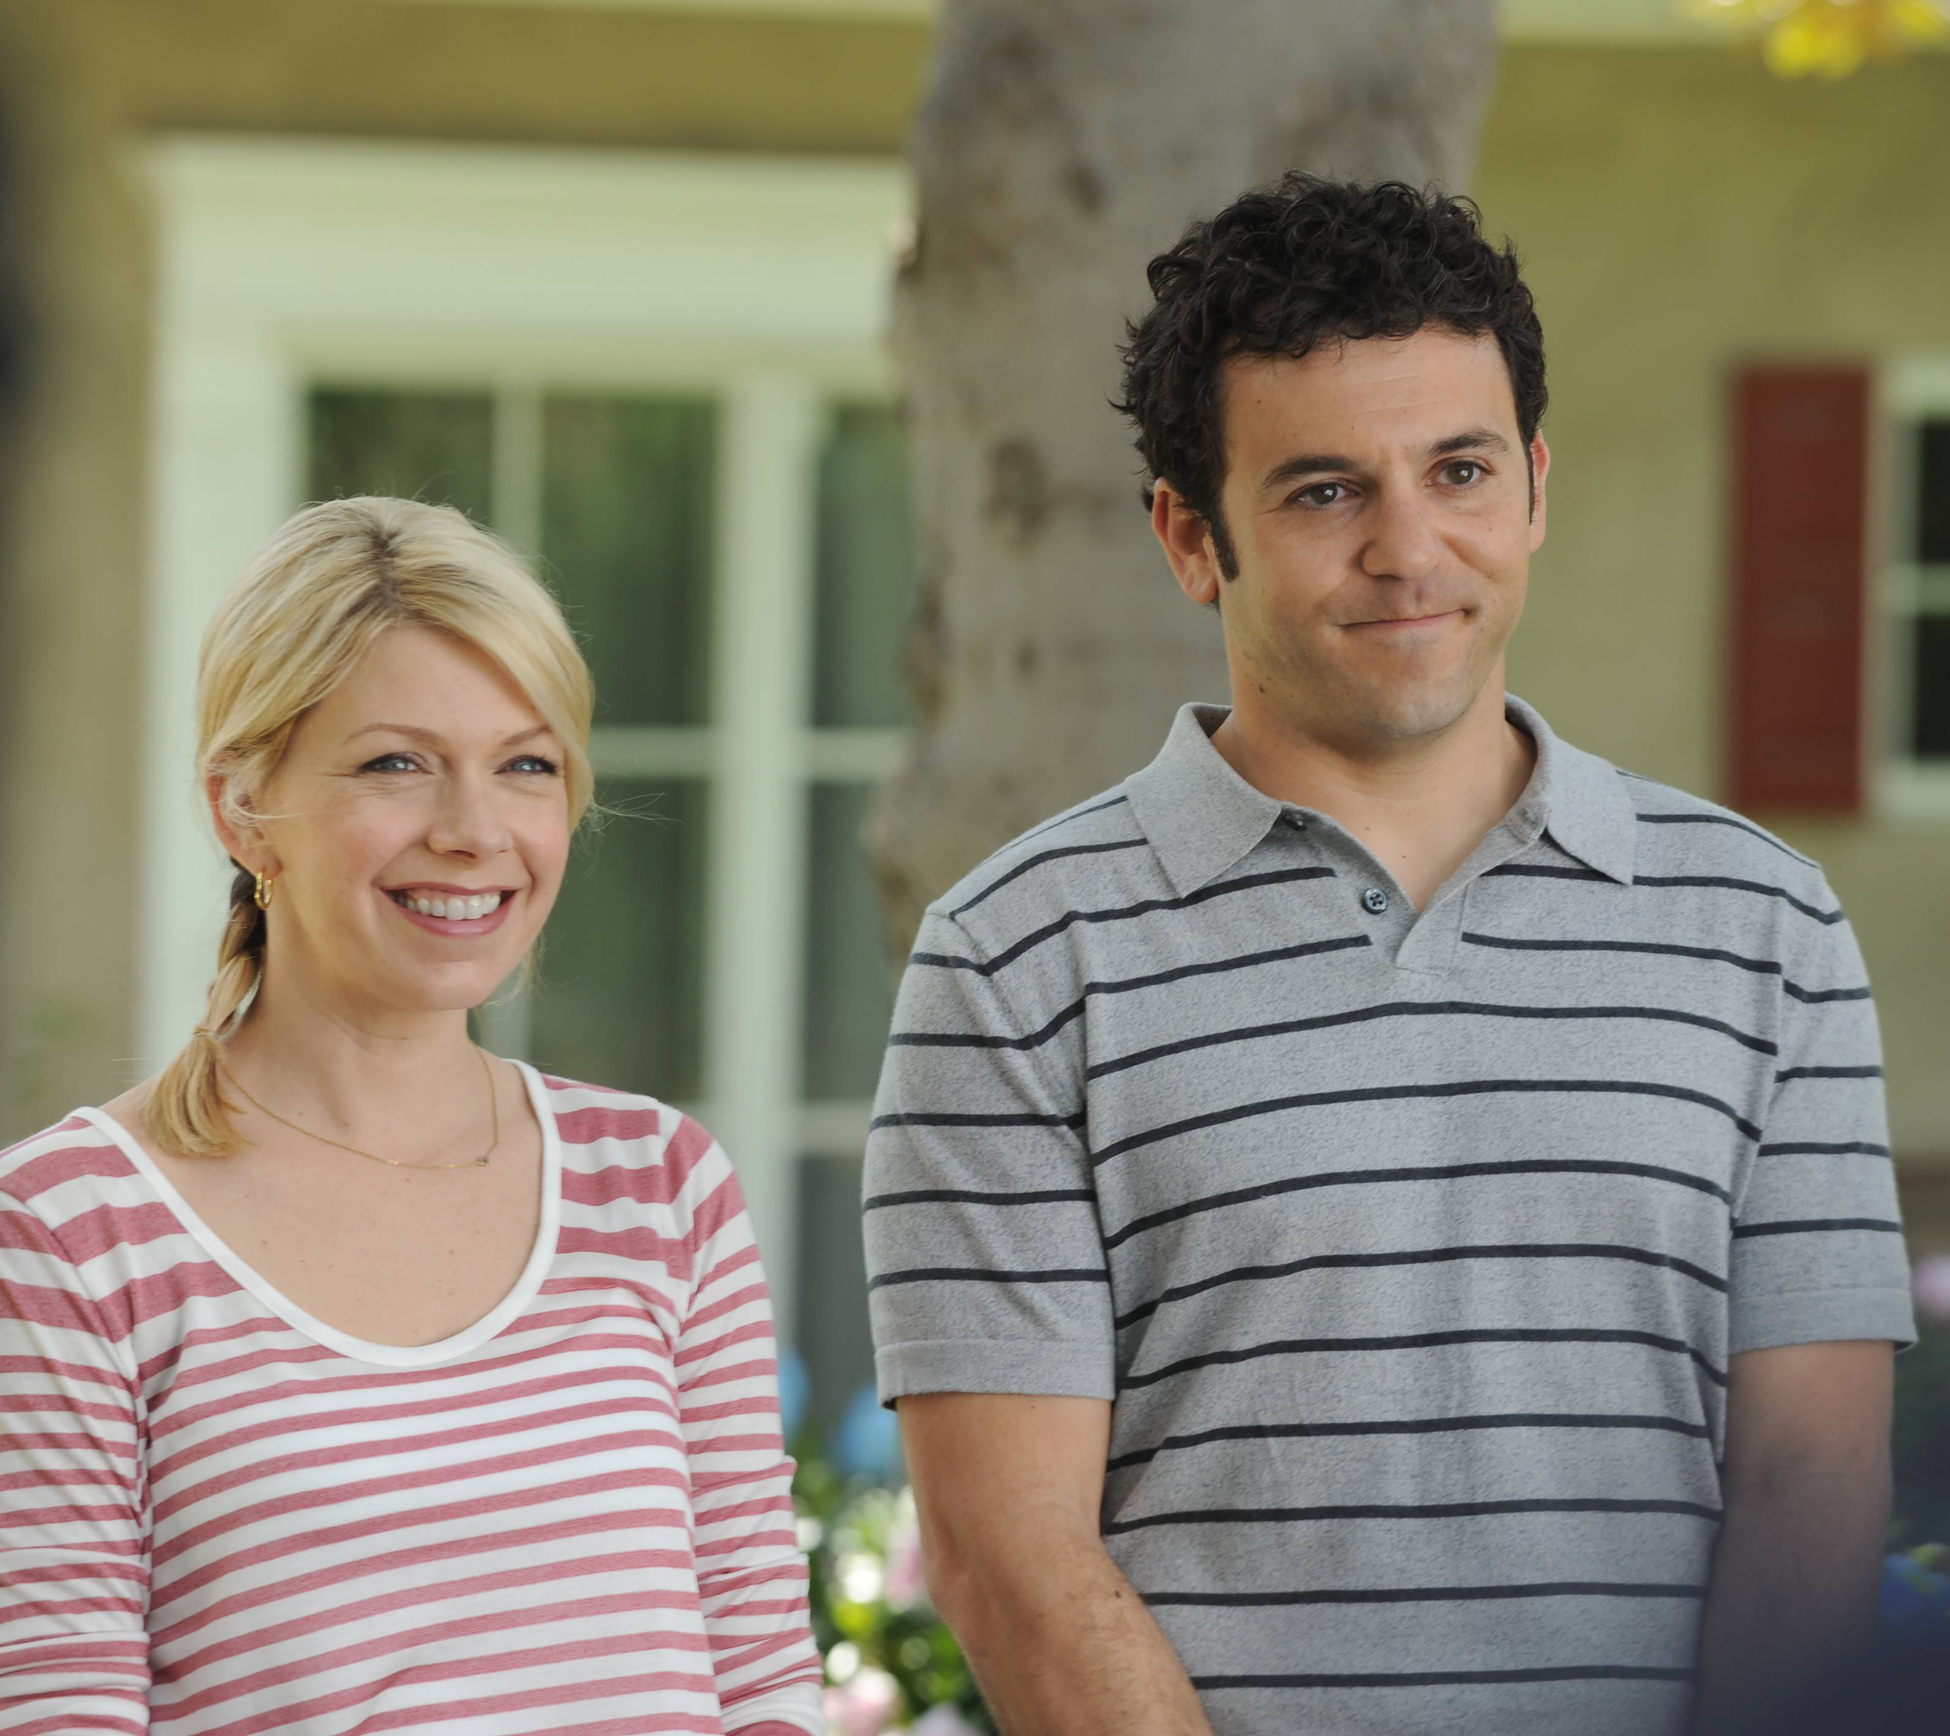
top-left (1, 18), bottom-right (1944, 1232)
top-left (1475, 47), bottom-right (1950, 1213)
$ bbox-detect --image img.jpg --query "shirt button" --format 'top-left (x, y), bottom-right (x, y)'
top-left (1361, 887), bottom-right (1389, 914)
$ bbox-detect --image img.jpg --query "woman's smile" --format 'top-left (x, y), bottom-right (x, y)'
top-left (383, 882), bottom-right (518, 935)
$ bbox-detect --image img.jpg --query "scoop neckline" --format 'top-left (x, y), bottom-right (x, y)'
top-left (75, 1057), bottom-right (562, 1369)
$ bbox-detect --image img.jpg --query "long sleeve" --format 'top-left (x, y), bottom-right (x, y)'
top-left (0, 1188), bottom-right (150, 1733)
top-left (670, 1122), bottom-right (823, 1736)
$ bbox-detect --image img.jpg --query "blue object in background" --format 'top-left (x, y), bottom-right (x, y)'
top-left (1881, 1552), bottom-right (1950, 1632)
top-left (777, 1347), bottom-right (809, 1444)
top-left (829, 1380), bottom-right (904, 1482)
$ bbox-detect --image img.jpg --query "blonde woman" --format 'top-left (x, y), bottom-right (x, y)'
top-left (0, 499), bottom-right (821, 1735)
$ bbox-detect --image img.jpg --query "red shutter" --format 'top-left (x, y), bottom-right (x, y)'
top-left (1728, 365), bottom-right (1870, 814)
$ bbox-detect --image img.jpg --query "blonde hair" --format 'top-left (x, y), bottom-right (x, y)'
top-left (147, 496), bottom-right (595, 1158)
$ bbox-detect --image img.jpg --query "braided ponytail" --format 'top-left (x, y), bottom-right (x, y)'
top-left (138, 496), bottom-right (594, 1158)
top-left (146, 868), bottom-right (267, 1158)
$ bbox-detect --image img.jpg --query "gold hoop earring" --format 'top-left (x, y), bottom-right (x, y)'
top-left (253, 872), bottom-right (276, 911)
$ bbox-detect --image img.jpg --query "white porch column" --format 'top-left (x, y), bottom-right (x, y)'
top-left (701, 375), bottom-right (819, 1339)
top-left (138, 325), bottom-right (296, 1074)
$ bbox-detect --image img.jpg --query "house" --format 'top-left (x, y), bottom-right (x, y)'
top-left (1, 0), bottom-right (1944, 1413)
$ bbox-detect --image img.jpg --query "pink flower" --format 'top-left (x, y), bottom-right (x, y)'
top-left (1915, 1254), bottom-right (1950, 1325)
top-left (911, 1707), bottom-right (986, 1736)
top-left (824, 1667), bottom-right (900, 1736)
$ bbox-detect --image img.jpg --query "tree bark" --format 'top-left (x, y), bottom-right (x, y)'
top-left (868, 0), bottom-right (1500, 956)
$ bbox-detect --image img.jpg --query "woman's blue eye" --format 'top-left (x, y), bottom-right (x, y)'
top-left (363, 753), bottom-right (419, 773)
top-left (508, 755), bottom-right (560, 775)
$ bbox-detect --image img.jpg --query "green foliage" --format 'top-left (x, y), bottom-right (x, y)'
top-left (792, 1451), bottom-right (994, 1732)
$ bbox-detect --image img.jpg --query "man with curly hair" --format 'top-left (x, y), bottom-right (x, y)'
top-left (864, 175), bottom-right (1913, 1736)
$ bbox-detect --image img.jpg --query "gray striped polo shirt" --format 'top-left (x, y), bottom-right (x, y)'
top-left (863, 697), bottom-right (1914, 1736)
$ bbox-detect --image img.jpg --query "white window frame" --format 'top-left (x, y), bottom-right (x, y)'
top-left (141, 135), bottom-right (911, 1329)
top-left (1877, 356), bottom-right (1950, 823)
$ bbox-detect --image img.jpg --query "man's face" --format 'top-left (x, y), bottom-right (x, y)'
top-left (1161, 326), bottom-right (1547, 753)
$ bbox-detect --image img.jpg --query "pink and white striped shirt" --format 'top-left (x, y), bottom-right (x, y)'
top-left (0, 1065), bottom-right (823, 1735)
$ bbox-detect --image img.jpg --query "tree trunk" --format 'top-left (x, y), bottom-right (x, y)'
top-left (868, 0), bottom-right (1499, 955)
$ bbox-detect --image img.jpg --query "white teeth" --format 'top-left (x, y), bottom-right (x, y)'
top-left (397, 891), bottom-right (502, 920)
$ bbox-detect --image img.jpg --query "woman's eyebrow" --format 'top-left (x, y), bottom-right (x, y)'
top-left (346, 722), bottom-right (439, 744)
top-left (343, 723), bottom-right (556, 746)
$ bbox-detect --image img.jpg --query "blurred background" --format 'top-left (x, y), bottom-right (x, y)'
top-left (0, 0), bottom-right (1947, 1605)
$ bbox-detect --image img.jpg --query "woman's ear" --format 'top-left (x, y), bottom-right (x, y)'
top-left (206, 771), bottom-right (274, 877)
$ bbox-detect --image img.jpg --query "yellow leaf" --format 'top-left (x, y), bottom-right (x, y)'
top-left (1678, 0), bottom-right (1950, 76)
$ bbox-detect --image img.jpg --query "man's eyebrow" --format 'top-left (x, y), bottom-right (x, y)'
top-left (345, 722), bottom-right (556, 747)
top-left (1258, 452), bottom-right (1361, 490)
top-left (1256, 428), bottom-right (1514, 493)
top-left (1428, 427), bottom-right (1512, 458)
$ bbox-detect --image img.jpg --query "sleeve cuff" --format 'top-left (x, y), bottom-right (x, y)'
top-left (876, 1336), bottom-right (1116, 1407)
top-left (724, 1678), bottom-right (825, 1736)
top-left (1728, 1285), bottom-right (1918, 1356)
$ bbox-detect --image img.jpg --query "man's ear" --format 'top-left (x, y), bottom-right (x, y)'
top-left (1527, 433), bottom-right (1551, 550)
top-left (1151, 478), bottom-right (1226, 607)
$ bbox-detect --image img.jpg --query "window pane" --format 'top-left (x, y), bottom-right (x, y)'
top-left (542, 395), bottom-right (716, 727)
top-left (1913, 615), bottom-right (1950, 760)
top-left (813, 402), bottom-right (917, 728)
top-left (1918, 420), bottom-right (1950, 564)
top-left (529, 778), bottom-right (709, 1100)
top-left (307, 388), bottom-right (493, 522)
top-left (794, 1152), bottom-right (875, 1431)
top-left (802, 782), bottom-right (896, 1101)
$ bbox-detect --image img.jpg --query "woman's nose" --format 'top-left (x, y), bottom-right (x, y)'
top-left (426, 774), bottom-right (514, 858)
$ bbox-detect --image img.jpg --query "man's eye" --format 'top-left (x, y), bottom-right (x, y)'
top-left (1296, 482), bottom-right (1346, 509)
top-left (1441, 460), bottom-right (1485, 486)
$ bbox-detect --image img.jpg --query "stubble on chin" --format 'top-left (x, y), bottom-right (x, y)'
top-left (1341, 679), bottom-right (1485, 745)
top-left (1259, 631), bottom-right (1495, 757)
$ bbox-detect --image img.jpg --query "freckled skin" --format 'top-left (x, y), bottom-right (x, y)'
top-left (243, 625), bottom-right (573, 1028)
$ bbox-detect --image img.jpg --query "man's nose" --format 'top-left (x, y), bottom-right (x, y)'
top-left (1359, 485), bottom-right (1446, 583)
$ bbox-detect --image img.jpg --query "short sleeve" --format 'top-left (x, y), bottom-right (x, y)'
top-left (863, 909), bottom-right (1114, 1404)
top-left (1727, 888), bottom-right (1915, 1355)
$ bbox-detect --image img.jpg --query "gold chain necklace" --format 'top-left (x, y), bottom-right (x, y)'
top-left (218, 1045), bottom-right (499, 1170)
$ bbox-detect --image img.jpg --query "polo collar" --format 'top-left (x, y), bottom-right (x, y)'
top-left (1124, 695), bottom-right (1637, 897)
top-left (1507, 695), bottom-right (1637, 885)
top-left (1124, 704), bottom-right (1287, 898)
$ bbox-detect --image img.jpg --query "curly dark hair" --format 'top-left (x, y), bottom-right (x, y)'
top-left (1117, 174), bottom-right (1547, 574)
